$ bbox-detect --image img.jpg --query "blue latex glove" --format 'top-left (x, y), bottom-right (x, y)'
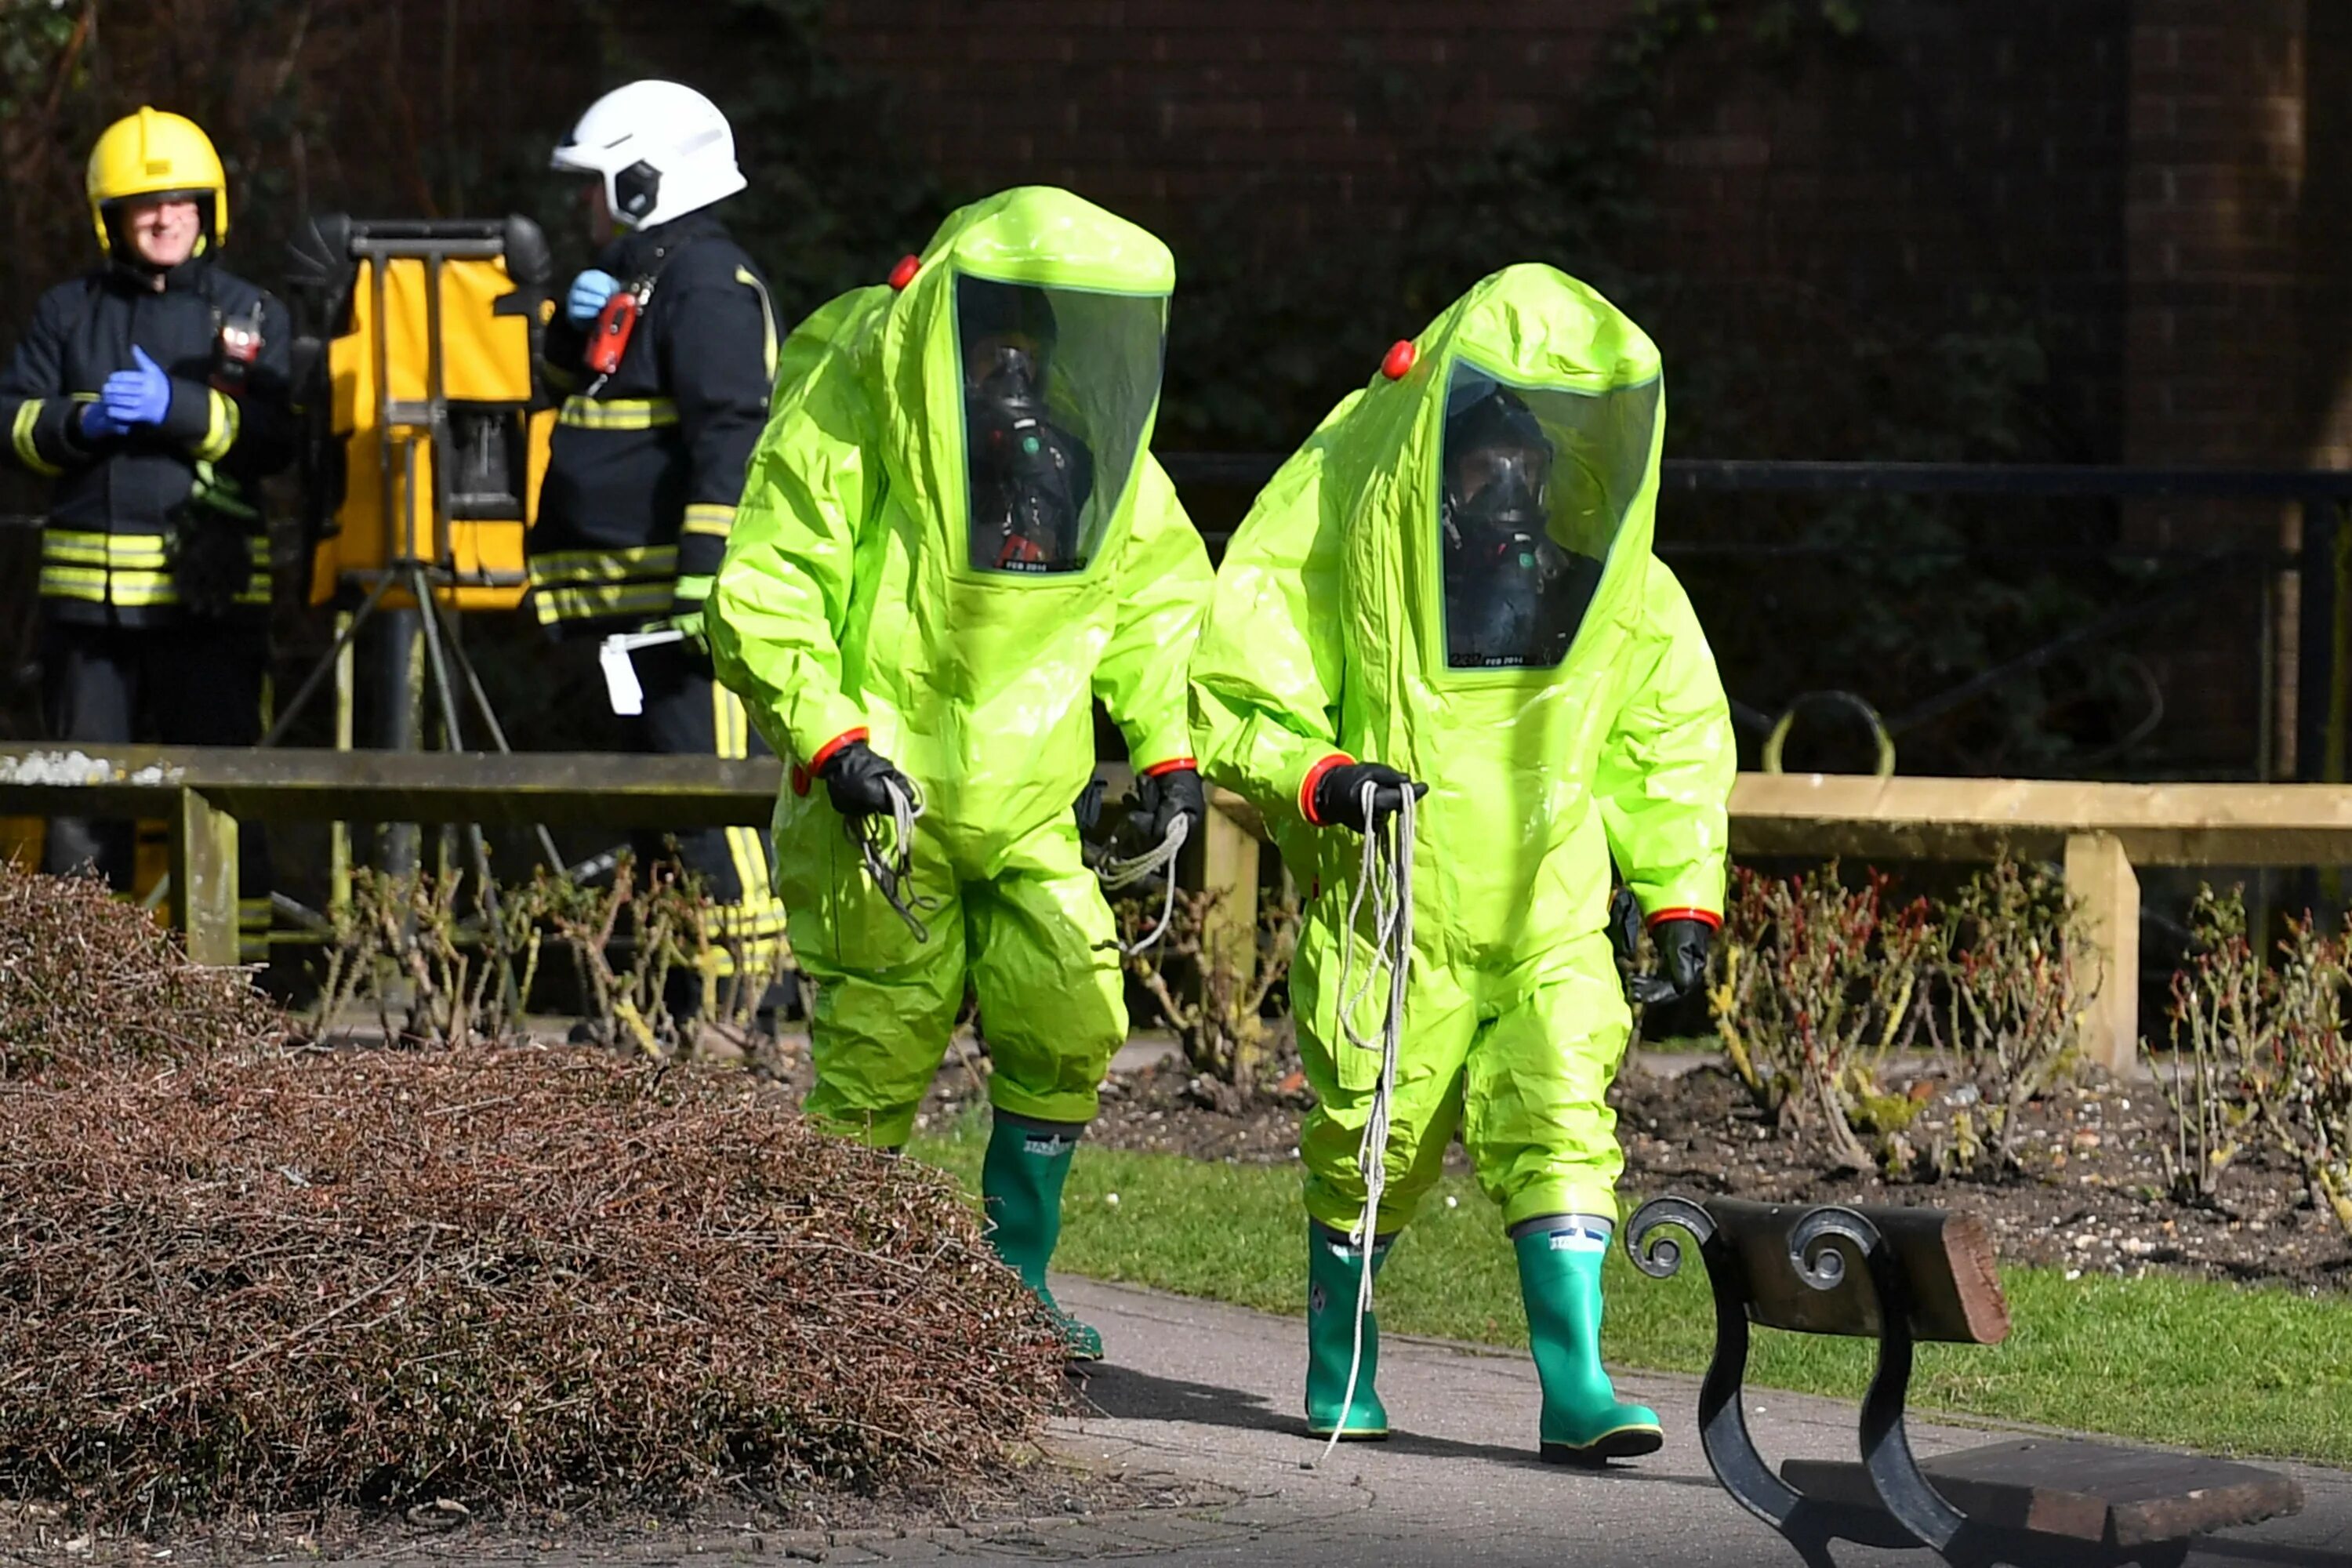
top-left (566, 268), bottom-right (622, 326)
top-left (100, 345), bottom-right (172, 429)
top-left (77, 399), bottom-right (131, 441)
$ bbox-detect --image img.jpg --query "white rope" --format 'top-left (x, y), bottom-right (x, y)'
top-left (1094, 812), bottom-right (1190, 954)
top-left (848, 775), bottom-right (939, 942)
top-left (1316, 779), bottom-right (1414, 1465)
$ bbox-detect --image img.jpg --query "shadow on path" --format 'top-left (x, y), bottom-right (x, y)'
top-left (1076, 1363), bottom-right (1722, 1492)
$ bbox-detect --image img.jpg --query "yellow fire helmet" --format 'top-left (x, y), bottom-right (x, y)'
top-left (85, 106), bottom-right (228, 256)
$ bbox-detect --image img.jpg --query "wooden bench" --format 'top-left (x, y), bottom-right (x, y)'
top-left (1624, 1196), bottom-right (2303, 1567)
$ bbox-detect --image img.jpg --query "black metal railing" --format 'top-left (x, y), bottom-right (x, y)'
top-left (1159, 456), bottom-right (2352, 785)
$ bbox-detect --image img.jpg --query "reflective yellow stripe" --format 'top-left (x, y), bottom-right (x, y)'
top-left (38, 559), bottom-right (260, 608)
top-left (527, 544), bottom-right (678, 586)
top-left (736, 266), bottom-right (779, 381)
top-left (682, 502), bottom-right (735, 538)
top-left (239, 895), bottom-right (270, 962)
top-left (530, 582), bottom-right (677, 625)
top-left (42, 533), bottom-right (112, 565)
top-left (713, 681), bottom-right (783, 924)
top-left (38, 565), bottom-right (107, 601)
top-left (195, 389), bottom-right (238, 462)
top-left (96, 571), bottom-right (182, 607)
top-left (40, 568), bottom-right (176, 605)
top-left (557, 395), bottom-right (679, 430)
top-left (713, 906), bottom-right (788, 941)
top-left (12, 399), bottom-right (61, 477)
top-left (45, 530), bottom-right (176, 560)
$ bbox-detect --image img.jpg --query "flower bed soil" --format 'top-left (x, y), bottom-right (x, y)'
top-left (904, 1048), bottom-right (2352, 1295)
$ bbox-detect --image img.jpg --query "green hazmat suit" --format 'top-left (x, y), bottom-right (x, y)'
top-left (1191, 261), bottom-right (1733, 1236)
top-left (707, 187), bottom-right (1213, 1152)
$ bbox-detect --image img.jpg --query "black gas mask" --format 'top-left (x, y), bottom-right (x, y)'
top-left (1440, 387), bottom-right (1586, 669)
top-left (960, 278), bottom-right (1094, 573)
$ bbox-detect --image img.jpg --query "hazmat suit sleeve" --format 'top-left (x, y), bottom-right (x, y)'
top-left (706, 310), bottom-right (879, 766)
top-left (1595, 560), bottom-right (1736, 922)
top-left (1092, 454), bottom-right (1214, 769)
top-left (1189, 416), bottom-right (1353, 822)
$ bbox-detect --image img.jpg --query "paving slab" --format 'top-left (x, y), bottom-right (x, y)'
top-left (1003, 1276), bottom-right (2352, 1567)
top-left (289, 1276), bottom-right (2350, 1566)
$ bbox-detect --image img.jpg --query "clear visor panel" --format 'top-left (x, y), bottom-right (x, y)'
top-left (1437, 363), bottom-right (1660, 670)
top-left (957, 274), bottom-right (1164, 575)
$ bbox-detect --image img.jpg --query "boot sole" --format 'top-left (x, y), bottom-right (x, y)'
top-left (1540, 1424), bottom-right (1664, 1467)
top-left (1305, 1425), bottom-right (1389, 1443)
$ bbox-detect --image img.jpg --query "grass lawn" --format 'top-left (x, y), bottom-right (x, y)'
top-left (913, 1112), bottom-right (2352, 1467)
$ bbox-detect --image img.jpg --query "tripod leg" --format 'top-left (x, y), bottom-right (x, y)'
top-left (436, 589), bottom-right (568, 874)
top-left (262, 570), bottom-right (396, 747)
top-left (411, 574), bottom-right (499, 898)
top-left (414, 580), bottom-right (526, 1023)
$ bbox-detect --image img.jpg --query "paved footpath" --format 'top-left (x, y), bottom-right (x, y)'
top-left (315, 1276), bottom-right (2352, 1566)
top-left (903, 1276), bottom-right (2352, 1568)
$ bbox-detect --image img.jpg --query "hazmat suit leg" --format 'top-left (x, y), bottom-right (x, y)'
top-left (966, 816), bottom-right (1128, 1129)
top-left (1290, 909), bottom-right (1476, 1239)
top-left (1465, 937), bottom-right (1660, 1461)
top-left (781, 800), bottom-right (1127, 1355)
top-left (967, 815), bottom-right (1127, 1358)
top-left (1460, 935), bottom-right (1632, 1229)
top-left (1288, 909), bottom-right (1472, 1433)
top-left (779, 802), bottom-right (968, 1150)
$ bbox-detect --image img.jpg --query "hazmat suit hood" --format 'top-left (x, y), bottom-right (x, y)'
top-left (873, 187), bottom-right (1172, 582)
top-left (1193, 263), bottom-right (1721, 968)
top-left (1345, 263), bottom-right (1664, 688)
top-left (710, 187), bottom-right (1208, 880)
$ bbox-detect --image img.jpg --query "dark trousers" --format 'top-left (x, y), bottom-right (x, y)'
top-left (39, 619), bottom-right (272, 958)
top-left (596, 638), bottom-right (789, 1003)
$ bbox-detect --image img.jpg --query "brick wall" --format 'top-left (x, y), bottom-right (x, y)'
top-left (820, 2), bottom-right (1626, 237)
top-left (807, 0), bottom-right (2352, 778)
top-left (821, 0), bottom-right (2137, 456)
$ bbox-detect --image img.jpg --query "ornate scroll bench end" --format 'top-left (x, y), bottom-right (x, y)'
top-left (1626, 1195), bottom-right (2303, 1567)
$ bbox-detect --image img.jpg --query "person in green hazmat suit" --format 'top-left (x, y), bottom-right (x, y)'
top-left (706, 188), bottom-right (1214, 1359)
top-left (1189, 263), bottom-right (1733, 1462)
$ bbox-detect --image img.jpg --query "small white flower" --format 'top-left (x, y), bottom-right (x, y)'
top-left (1105, 1192), bottom-right (1120, 1207)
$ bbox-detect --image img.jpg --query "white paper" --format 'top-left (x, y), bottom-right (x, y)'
top-left (598, 640), bottom-right (645, 716)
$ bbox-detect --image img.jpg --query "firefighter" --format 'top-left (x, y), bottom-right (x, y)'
top-left (535, 79), bottom-right (789, 1021)
top-left (0, 107), bottom-right (293, 961)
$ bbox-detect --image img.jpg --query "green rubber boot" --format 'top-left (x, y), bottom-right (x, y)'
top-left (982, 1112), bottom-right (1102, 1361)
top-left (1305, 1221), bottom-right (1393, 1439)
top-left (1513, 1216), bottom-right (1663, 1465)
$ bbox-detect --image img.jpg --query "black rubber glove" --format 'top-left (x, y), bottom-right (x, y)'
top-left (1312, 761), bottom-right (1428, 834)
top-left (818, 739), bottom-right (912, 818)
top-left (1606, 887), bottom-right (1642, 969)
top-left (1073, 776), bottom-right (1109, 836)
top-left (1630, 916), bottom-right (1715, 1007)
top-left (1135, 765), bottom-right (1206, 844)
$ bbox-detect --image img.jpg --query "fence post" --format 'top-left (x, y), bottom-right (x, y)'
top-left (2063, 831), bottom-right (2140, 1076)
top-left (1200, 798), bottom-right (1260, 996)
top-left (171, 788), bottom-right (240, 967)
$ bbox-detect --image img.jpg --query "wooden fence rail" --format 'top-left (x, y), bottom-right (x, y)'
top-left (9, 747), bottom-right (2351, 1073)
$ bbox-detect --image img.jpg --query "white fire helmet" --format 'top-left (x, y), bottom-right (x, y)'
top-left (550, 79), bottom-right (747, 230)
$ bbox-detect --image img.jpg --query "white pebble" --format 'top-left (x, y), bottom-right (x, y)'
top-left (1105, 1192), bottom-right (1120, 1207)
top-left (1445, 1196), bottom-right (1459, 1209)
